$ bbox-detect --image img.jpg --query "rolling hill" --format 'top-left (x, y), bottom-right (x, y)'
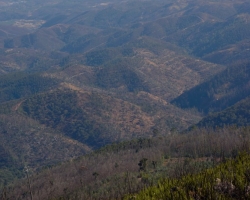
top-left (171, 61), bottom-right (250, 114)
top-left (1, 0), bottom-right (250, 196)
top-left (2, 126), bottom-right (250, 199)
top-left (197, 97), bottom-right (250, 128)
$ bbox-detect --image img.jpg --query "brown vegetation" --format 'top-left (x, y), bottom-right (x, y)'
top-left (2, 126), bottom-right (250, 199)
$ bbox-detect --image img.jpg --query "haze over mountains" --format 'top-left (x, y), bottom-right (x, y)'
top-left (1, 0), bottom-right (250, 192)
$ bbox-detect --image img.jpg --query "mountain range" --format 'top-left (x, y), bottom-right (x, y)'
top-left (1, 0), bottom-right (250, 195)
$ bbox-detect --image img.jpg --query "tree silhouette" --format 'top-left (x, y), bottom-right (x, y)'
top-left (92, 172), bottom-right (99, 180)
top-left (138, 158), bottom-right (148, 172)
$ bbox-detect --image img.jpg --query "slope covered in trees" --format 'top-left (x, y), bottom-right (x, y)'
top-left (1, 0), bottom-right (250, 196)
top-left (172, 61), bottom-right (250, 114)
top-left (2, 126), bottom-right (250, 199)
top-left (0, 72), bottom-right (59, 103)
top-left (0, 113), bottom-right (90, 188)
top-left (126, 152), bottom-right (250, 200)
top-left (20, 88), bottom-right (155, 148)
top-left (197, 97), bottom-right (250, 128)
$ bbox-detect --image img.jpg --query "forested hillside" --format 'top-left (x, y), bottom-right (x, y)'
top-left (1, 0), bottom-right (250, 198)
top-left (172, 61), bottom-right (250, 114)
top-left (2, 126), bottom-right (250, 199)
top-left (126, 152), bottom-right (250, 200)
top-left (197, 97), bottom-right (250, 128)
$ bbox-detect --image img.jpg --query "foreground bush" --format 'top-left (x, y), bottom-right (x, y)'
top-left (125, 152), bottom-right (250, 200)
